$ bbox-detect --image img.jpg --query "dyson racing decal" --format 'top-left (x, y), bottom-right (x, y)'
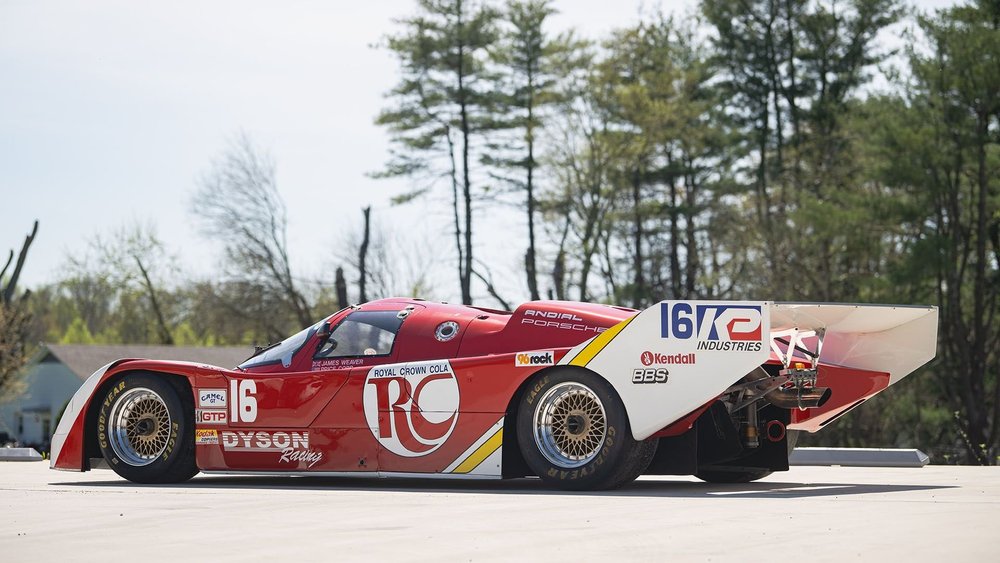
top-left (221, 430), bottom-right (323, 468)
top-left (660, 302), bottom-right (763, 352)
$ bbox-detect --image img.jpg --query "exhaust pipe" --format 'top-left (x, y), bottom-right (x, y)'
top-left (765, 420), bottom-right (786, 442)
top-left (765, 387), bottom-right (832, 410)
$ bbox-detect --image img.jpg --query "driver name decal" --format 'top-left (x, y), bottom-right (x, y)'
top-left (363, 360), bottom-right (460, 457)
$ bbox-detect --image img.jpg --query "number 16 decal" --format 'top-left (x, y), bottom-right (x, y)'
top-left (230, 380), bottom-right (258, 423)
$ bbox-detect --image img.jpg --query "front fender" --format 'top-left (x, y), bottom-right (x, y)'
top-left (50, 359), bottom-right (230, 471)
top-left (50, 361), bottom-right (120, 471)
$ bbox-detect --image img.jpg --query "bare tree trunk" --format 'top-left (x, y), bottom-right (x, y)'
top-left (359, 206), bottom-right (372, 303)
top-left (969, 111), bottom-right (990, 461)
top-left (335, 267), bottom-right (348, 309)
top-left (472, 266), bottom-right (511, 310)
top-left (552, 250), bottom-right (566, 301)
top-left (134, 256), bottom-right (174, 345)
top-left (683, 161), bottom-right (699, 299)
top-left (667, 157), bottom-right (681, 299)
top-left (446, 128), bottom-right (464, 302)
top-left (525, 74), bottom-right (540, 301)
top-left (631, 167), bottom-right (645, 308)
top-left (0, 221), bottom-right (38, 400)
top-left (457, 0), bottom-right (473, 305)
top-left (1, 220), bottom-right (38, 305)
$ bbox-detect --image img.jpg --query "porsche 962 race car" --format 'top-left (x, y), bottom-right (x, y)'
top-left (50, 299), bottom-right (937, 490)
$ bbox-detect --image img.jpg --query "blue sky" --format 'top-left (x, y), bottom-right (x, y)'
top-left (0, 0), bottom-right (957, 303)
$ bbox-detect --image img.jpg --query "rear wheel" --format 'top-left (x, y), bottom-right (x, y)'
top-left (517, 369), bottom-right (656, 490)
top-left (96, 373), bottom-right (198, 484)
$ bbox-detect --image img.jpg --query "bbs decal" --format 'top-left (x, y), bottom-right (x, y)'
top-left (632, 368), bottom-right (669, 384)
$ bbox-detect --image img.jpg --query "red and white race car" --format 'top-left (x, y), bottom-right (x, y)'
top-left (50, 298), bottom-right (937, 490)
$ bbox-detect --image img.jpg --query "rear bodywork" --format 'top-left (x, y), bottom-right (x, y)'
top-left (50, 299), bottom-right (937, 480)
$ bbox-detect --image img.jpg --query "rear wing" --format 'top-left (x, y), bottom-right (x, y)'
top-left (770, 303), bottom-right (938, 385)
top-left (557, 301), bottom-right (938, 440)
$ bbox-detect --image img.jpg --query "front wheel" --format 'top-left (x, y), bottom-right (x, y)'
top-left (96, 373), bottom-right (198, 484)
top-left (516, 369), bottom-right (656, 490)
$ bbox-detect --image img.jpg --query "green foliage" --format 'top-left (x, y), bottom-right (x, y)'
top-left (60, 317), bottom-right (95, 345)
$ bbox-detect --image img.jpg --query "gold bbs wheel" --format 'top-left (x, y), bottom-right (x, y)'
top-left (532, 382), bottom-right (607, 468)
top-left (108, 387), bottom-right (172, 467)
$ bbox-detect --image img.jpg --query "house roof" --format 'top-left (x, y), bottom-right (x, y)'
top-left (37, 343), bottom-right (253, 381)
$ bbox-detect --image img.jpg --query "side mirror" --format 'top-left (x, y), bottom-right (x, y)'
top-left (316, 320), bottom-right (332, 341)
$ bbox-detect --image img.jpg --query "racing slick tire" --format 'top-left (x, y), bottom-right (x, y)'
top-left (96, 373), bottom-right (198, 484)
top-left (695, 430), bottom-right (800, 484)
top-left (517, 369), bottom-right (656, 491)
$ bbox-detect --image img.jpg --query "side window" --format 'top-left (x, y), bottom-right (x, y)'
top-left (315, 310), bottom-right (404, 359)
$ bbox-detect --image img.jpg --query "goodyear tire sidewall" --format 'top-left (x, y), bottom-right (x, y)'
top-left (96, 373), bottom-right (191, 482)
top-left (517, 369), bottom-right (634, 489)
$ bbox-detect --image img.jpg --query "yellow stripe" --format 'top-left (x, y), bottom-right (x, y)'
top-left (452, 428), bottom-right (504, 474)
top-left (568, 314), bottom-right (638, 367)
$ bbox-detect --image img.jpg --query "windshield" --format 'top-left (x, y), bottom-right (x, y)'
top-left (239, 319), bottom-right (324, 369)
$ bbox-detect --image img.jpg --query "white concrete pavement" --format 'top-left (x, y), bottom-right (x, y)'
top-left (2, 462), bottom-right (998, 562)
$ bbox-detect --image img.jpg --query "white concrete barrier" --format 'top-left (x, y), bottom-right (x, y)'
top-left (0, 447), bottom-right (43, 461)
top-left (790, 447), bottom-right (929, 467)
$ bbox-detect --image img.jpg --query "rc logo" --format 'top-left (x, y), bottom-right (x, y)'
top-left (660, 302), bottom-right (764, 352)
top-left (363, 361), bottom-right (460, 457)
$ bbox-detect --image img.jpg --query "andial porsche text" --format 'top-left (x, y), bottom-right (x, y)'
top-left (521, 309), bottom-right (607, 334)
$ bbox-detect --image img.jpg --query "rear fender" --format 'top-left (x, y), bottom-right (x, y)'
top-left (560, 300), bottom-right (938, 441)
top-left (559, 301), bottom-right (771, 440)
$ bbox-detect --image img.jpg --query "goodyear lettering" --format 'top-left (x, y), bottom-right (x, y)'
top-left (548, 425), bottom-right (616, 479)
top-left (97, 381), bottom-right (126, 450)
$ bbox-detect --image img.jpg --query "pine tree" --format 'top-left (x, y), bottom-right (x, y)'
top-left (376, 0), bottom-right (500, 304)
top-left (488, 0), bottom-right (587, 300)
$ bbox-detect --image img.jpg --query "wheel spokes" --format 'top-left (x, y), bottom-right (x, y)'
top-left (533, 383), bottom-right (608, 468)
top-left (108, 388), bottom-right (172, 467)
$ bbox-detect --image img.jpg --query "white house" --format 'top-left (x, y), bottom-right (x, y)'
top-left (0, 343), bottom-right (251, 450)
